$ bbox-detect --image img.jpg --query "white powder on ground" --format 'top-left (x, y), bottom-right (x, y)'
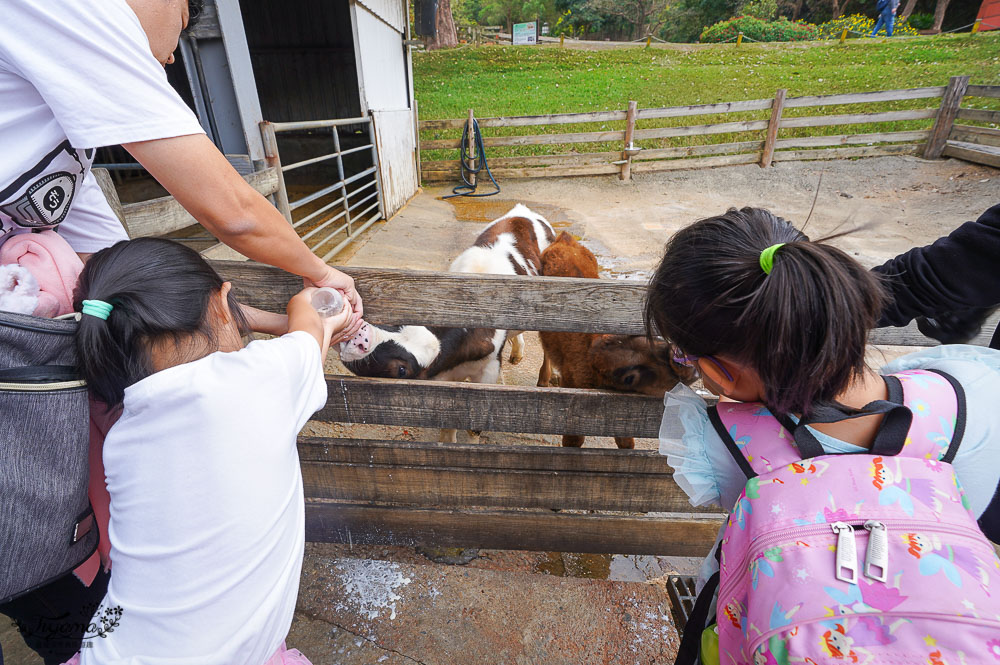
top-left (334, 559), bottom-right (413, 621)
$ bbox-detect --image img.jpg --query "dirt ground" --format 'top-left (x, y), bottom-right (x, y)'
top-left (3, 156), bottom-right (996, 664)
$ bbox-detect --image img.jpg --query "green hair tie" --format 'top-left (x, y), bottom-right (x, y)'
top-left (81, 300), bottom-right (114, 321)
top-left (759, 243), bottom-right (786, 275)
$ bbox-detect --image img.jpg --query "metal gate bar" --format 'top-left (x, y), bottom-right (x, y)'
top-left (261, 115), bottom-right (385, 261)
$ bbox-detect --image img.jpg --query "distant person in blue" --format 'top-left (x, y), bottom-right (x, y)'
top-left (871, 0), bottom-right (900, 36)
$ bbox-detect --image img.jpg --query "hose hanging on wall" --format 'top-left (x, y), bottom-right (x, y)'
top-left (443, 118), bottom-right (500, 199)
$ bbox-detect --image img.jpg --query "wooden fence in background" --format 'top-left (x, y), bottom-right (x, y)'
top-left (941, 82), bottom-right (1000, 167)
top-left (208, 261), bottom-right (998, 556)
top-left (420, 76), bottom-right (1000, 183)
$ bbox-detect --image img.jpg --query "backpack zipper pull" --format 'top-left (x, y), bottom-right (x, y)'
top-left (863, 520), bottom-right (889, 582)
top-left (832, 522), bottom-right (858, 584)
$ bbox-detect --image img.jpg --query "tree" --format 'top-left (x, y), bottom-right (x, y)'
top-left (931, 0), bottom-right (951, 31)
top-left (586, 0), bottom-right (668, 38)
top-left (899, 0), bottom-right (918, 19)
top-left (416, 0), bottom-right (459, 49)
top-left (479, 0), bottom-right (555, 33)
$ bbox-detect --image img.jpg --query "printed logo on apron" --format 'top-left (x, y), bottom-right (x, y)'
top-left (0, 141), bottom-right (92, 240)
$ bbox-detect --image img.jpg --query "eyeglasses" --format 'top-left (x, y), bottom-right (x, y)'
top-left (672, 350), bottom-right (734, 382)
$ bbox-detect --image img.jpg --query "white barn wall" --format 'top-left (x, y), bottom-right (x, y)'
top-left (354, 5), bottom-right (409, 111)
top-left (372, 109), bottom-right (419, 217)
top-left (352, 0), bottom-right (418, 217)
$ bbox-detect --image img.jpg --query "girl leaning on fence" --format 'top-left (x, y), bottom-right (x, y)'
top-left (59, 238), bottom-right (351, 665)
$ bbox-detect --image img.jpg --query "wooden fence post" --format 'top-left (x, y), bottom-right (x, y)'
top-left (840, 28), bottom-right (848, 43)
top-left (259, 121), bottom-right (293, 223)
top-left (761, 88), bottom-right (787, 168)
top-left (413, 99), bottom-right (422, 186)
top-left (560, 34), bottom-right (565, 47)
top-left (971, 19), bottom-right (982, 34)
top-left (621, 101), bottom-right (638, 181)
top-left (466, 108), bottom-right (477, 187)
top-left (923, 75), bottom-right (970, 159)
top-left (737, 32), bottom-right (743, 46)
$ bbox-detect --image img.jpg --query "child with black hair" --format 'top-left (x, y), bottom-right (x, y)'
top-left (647, 208), bottom-right (1000, 661)
top-left (67, 238), bottom-right (349, 665)
top-left (648, 207), bottom-right (1000, 531)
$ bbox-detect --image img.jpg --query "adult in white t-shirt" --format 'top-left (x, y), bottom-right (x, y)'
top-left (0, 0), bottom-right (363, 332)
top-left (0, 1), bottom-right (359, 661)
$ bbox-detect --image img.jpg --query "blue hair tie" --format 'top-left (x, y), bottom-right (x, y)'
top-left (82, 300), bottom-right (114, 321)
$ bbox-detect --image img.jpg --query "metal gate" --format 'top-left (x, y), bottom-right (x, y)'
top-left (260, 116), bottom-right (386, 262)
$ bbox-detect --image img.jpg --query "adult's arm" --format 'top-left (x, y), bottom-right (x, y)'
top-left (125, 134), bottom-right (363, 339)
top-left (873, 203), bottom-right (1000, 327)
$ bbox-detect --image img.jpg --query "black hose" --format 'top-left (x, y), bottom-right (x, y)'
top-left (443, 118), bottom-right (500, 199)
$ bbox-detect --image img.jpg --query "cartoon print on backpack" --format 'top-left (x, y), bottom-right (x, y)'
top-left (730, 475), bottom-right (787, 530)
top-left (750, 602), bottom-right (800, 665)
top-left (901, 531), bottom-right (994, 590)
top-left (793, 493), bottom-right (863, 527)
top-left (871, 456), bottom-right (959, 515)
top-left (818, 622), bottom-right (868, 662)
top-left (823, 578), bottom-right (907, 616)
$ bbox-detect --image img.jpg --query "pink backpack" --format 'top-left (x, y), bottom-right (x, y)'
top-left (678, 369), bottom-right (1000, 664)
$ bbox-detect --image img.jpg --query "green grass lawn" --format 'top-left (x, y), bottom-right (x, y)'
top-left (414, 34), bottom-right (1000, 163)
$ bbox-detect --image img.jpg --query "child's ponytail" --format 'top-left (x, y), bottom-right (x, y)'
top-left (73, 238), bottom-right (249, 407)
top-left (645, 207), bottom-right (885, 416)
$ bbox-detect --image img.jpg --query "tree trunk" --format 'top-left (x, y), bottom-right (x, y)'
top-left (831, 0), bottom-right (842, 19)
top-left (932, 0), bottom-right (951, 32)
top-left (422, 0), bottom-right (458, 50)
top-left (791, 0), bottom-right (805, 21)
top-left (900, 0), bottom-right (918, 19)
top-left (437, 0), bottom-right (458, 48)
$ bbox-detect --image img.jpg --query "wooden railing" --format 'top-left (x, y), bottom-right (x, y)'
top-left (943, 82), bottom-right (1000, 168)
top-left (211, 261), bottom-right (999, 556)
top-left (93, 166), bottom-right (279, 261)
top-left (419, 78), bottom-right (1000, 183)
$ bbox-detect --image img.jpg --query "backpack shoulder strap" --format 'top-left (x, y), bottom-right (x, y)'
top-left (892, 369), bottom-right (966, 463)
top-left (710, 402), bottom-right (800, 478)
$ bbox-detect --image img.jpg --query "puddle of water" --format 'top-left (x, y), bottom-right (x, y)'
top-left (577, 237), bottom-right (651, 282)
top-left (535, 552), bottom-right (689, 582)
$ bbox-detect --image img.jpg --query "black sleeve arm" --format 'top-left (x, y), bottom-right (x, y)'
top-left (873, 203), bottom-right (1000, 327)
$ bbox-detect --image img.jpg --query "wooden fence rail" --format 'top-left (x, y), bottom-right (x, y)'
top-left (419, 80), bottom-right (1000, 183)
top-left (942, 84), bottom-right (1000, 168)
top-left (213, 261), bottom-right (1000, 346)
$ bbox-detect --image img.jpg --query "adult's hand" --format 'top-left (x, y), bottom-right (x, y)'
top-left (307, 265), bottom-right (365, 341)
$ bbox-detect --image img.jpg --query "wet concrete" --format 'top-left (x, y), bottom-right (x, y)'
top-left (289, 550), bottom-right (681, 665)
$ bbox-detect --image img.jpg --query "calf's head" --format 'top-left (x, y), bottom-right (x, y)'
top-left (340, 323), bottom-right (440, 379)
top-left (588, 335), bottom-right (697, 397)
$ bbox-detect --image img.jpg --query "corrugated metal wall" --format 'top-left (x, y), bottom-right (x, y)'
top-left (240, 0), bottom-right (362, 122)
top-left (357, 0), bottom-right (407, 33)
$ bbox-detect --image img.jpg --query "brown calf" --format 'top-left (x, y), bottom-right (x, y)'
top-left (536, 233), bottom-right (696, 449)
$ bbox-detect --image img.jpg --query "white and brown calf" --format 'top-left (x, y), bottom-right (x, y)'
top-left (340, 204), bottom-right (555, 441)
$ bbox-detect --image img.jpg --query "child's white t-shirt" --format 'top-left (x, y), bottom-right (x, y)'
top-left (82, 331), bottom-right (327, 665)
top-left (0, 1), bottom-right (205, 253)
